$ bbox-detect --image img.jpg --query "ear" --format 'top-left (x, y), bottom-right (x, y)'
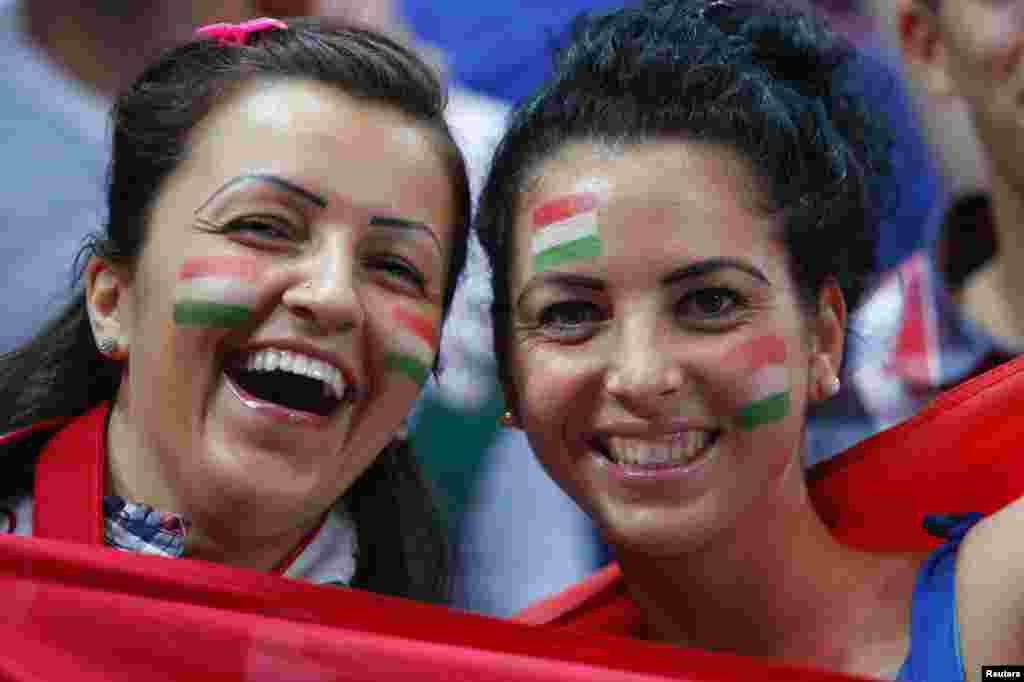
top-left (899, 0), bottom-right (958, 98)
top-left (810, 278), bottom-right (846, 402)
top-left (85, 256), bottom-right (133, 356)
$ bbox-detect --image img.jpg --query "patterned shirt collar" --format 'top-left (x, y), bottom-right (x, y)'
top-left (100, 495), bottom-right (357, 585)
top-left (102, 496), bottom-right (190, 558)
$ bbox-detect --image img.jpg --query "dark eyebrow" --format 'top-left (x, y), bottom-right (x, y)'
top-left (661, 258), bottom-right (770, 286)
top-left (515, 273), bottom-right (605, 311)
top-left (196, 173), bottom-right (328, 213)
top-left (368, 215), bottom-right (443, 255)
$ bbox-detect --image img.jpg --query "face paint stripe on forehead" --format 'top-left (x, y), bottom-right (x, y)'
top-left (530, 193), bottom-right (603, 273)
top-left (174, 256), bottom-right (264, 328)
top-left (531, 193), bottom-right (600, 227)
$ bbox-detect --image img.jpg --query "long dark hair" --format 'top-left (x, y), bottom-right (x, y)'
top-left (0, 17), bottom-right (471, 604)
top-left (476, 0), bottom-right (892, 409)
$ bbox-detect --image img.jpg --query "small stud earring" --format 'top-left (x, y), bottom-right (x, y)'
top-left (498, 411), bottom-right (517, 428)
top-left (825, 375), bottom-right (841, 398)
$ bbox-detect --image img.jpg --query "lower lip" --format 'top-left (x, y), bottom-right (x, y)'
top-left (225, 373), bottom-right (331, 429)
top-left (595, 434), bottom-right (720, 483)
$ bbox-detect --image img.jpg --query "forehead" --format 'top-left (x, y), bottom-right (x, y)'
top-left (518, 140), bottom-right (778, 263)
top-left (178, 78), bottom-right (455, 233)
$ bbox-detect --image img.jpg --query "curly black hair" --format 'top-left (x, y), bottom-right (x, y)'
top-left (476, 0), bottom-right (893, 402)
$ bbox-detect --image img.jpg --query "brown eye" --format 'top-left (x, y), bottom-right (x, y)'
top-left (366, 254), bottom-right (427, 293)
top-left (537, 300), bottom-right (607, 340)
top-left (218, 217), bottom-right (293, 241)
top-left (676, 288), bottom-right (744, 319)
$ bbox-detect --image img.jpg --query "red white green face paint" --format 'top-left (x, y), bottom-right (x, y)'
top-left (174, 256), bottom-right (264, 328)
top-left (530, 193), bottom-right (603, 273)
top-left (383, 304), bottom-right (438, 387)
top-left (726, 335), bottom-right (791, 431)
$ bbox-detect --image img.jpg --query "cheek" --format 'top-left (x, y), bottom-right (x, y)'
top-left (513, 341), bottom-right (596, 431)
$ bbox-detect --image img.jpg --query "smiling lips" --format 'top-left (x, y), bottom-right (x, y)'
top-left (590, 430), bottom-right (719, 468)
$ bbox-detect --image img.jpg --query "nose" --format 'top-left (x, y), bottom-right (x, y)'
top-left (604, 315), bottom-right (684, 414)
top-left (281, 233), bottom-right (363, 334)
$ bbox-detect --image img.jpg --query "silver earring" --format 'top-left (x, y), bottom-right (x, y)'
top-left (395, 419), bottom-right (410, 442)
top-left (825, 375), bottom-right (841, 398)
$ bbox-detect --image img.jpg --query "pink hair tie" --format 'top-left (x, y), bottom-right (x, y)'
top-left (195, 18), bottom-right (288, 46)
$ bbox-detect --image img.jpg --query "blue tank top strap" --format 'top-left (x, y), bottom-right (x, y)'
top-left (895, 512), bottom-right (985, 682)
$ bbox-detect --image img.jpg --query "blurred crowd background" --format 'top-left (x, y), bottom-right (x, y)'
top-left (0, 0), bottom-right (1003, 616)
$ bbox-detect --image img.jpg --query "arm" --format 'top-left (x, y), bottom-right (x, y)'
top-left (956, 497), bottom-right (1024, 682)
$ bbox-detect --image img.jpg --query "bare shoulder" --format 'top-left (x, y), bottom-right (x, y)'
top-left (956, 500), bottom-right (1024, 681)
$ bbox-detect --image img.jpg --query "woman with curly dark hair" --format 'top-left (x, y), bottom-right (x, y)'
top-left (0, 16), bottom-right (471, 603)
top-left (478, 0), bottom-right (1022, 677)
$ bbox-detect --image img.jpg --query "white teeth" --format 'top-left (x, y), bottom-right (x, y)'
top-left (604, 432), bottom-right (714, 466)
top-left (278, 352), bottom-right (294, 372)
top-left (265, 349), bottom-right (280, 372)
top-left (237, 348), bottom-right (347, 400)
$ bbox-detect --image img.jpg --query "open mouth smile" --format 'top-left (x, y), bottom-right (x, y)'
top-left (223, 347), bottom-right (357, 420)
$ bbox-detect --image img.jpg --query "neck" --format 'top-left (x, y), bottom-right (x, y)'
top-left (615, 458), bottom-right (912, 672)
top-left (104, 398), bottom-right (319, 572)
top-left (960, 168), bottom-right (1024, 345)
top-left (22, 1), bottom-right (258, 99)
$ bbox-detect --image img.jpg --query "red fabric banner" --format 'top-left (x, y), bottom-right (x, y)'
top-left (0, 534), bottom-right (873, 681)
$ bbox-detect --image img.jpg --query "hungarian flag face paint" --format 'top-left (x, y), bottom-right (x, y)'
top-left (384, 304), bottom-right (438, 387)
top-left (530, 193), bottom-right (603, 273)
top-left (728, 335), bottom-right (791, 431)
top-left (174, 256), bottom-right (264, 328)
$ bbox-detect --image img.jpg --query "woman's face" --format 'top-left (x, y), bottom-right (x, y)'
top-left (507, 140), bottom-right (840, 555)
top-left (91, 79), bottom-right (456, 535)
top-left (933, 0), bottom-right (1024, 186)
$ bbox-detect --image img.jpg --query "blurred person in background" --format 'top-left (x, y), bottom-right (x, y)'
top-left (808, 0), bottom-right (1024, 459)
top-left (796, 0), bottom-right (953, 462)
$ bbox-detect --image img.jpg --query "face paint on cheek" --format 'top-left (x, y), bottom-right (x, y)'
top-left (724, 335), bottom-right (791, 431)
top-left (530, 193), bottom-right (603, 273)
top-left (174, 256), bottom-right (265, 327)
top-left (383, 304), bottom-right (439, 388)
